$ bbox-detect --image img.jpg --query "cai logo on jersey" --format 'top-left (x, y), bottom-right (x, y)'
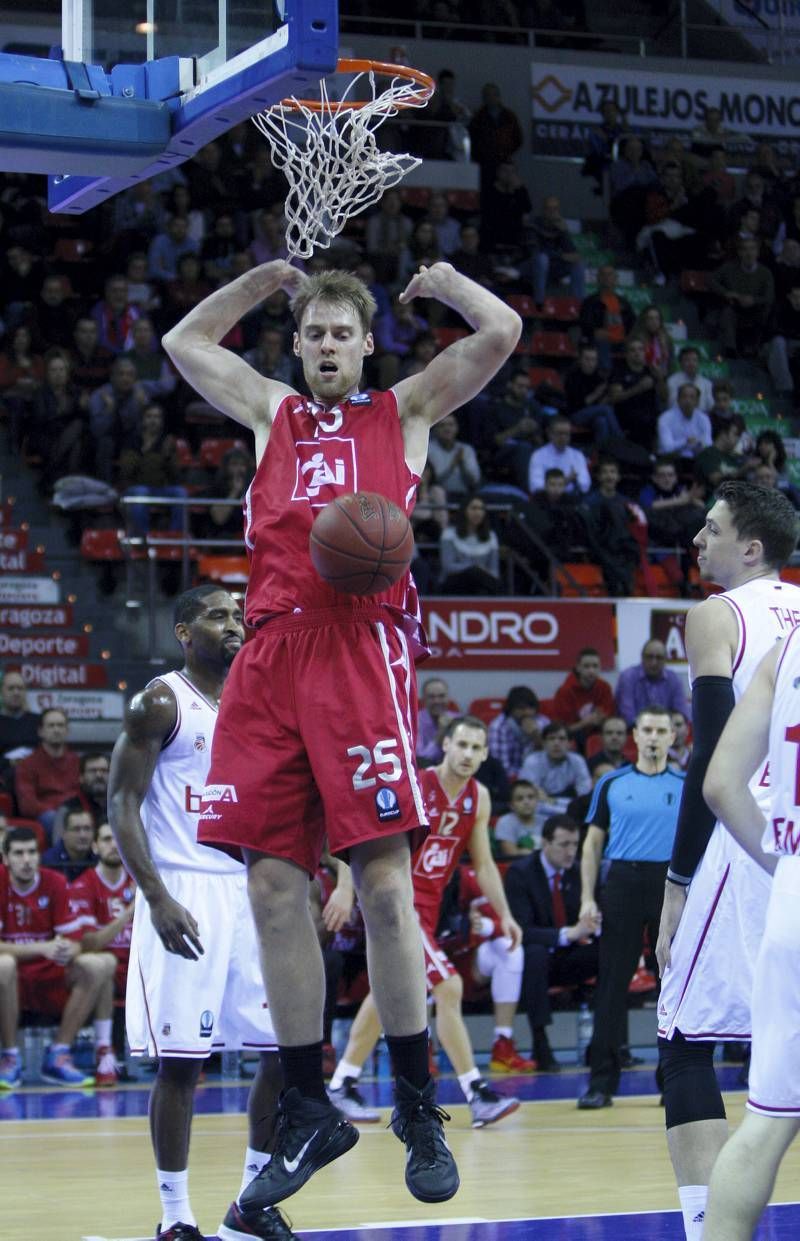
top-left (413, 837), bottom-right (459, 880)
top-left (291, 438), bottom-right (357, 508)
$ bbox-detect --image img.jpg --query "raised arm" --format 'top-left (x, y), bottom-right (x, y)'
top-left (108, 682), bottom-right (203, 959)
top-left (162, 260), bottom-right (305, 440)
top-left (393, 263), bottom-right (521, 434)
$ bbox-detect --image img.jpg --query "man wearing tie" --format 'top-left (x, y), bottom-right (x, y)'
top-left (505, 814), bottom-right (600, 1072)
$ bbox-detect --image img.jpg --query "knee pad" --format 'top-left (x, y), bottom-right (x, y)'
top-left (658, 1033), bottom-right (726, 1129)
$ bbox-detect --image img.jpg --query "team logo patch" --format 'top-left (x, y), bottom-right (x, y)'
top-left (193, 733), bottom-right (206, 752)
top-left (376, 788), bottom-right (401, 822)
top-left (162, 1023), bottom-right (171, 1036)
top-left (664, 792), bottom-right (675, 806)
top-left (38, 896), bottom-right (49, 908)
top-left (190, 701), bottom-right (201, 710)
top-left (291, 437), bottom-right (357, 507)
top-left (199, 1010), bottom-right (214, 1038)
top-left (463, 797), bottom-right (473, 812)
top-left (349, 392), bottom-right (372, 405)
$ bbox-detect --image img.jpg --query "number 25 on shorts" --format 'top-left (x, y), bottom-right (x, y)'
top-left (347, 739), bottom-right (402, 789)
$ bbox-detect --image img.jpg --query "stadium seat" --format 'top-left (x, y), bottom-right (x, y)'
top-left (530, 330), bottom-right (577, 360)
top-left (680, 270), bottom-right (711, 294)
top-left (446, 189), bottom-right (480, 214)
top-left (198, 437), bottom-right (248, 470)
top-left (634, 561), bottom-right (682, 598)
top-left (468, 696), bottom-right (506, 725)
top-left (781, 566), bottom-right (800, 586)
top-left (185, 400), bottom-right (226, 426)
top-left (539, 295), bottom-right (581, 323)
top-left (400, 186), bottom-right (431, 210)
top-left (506, 294), bottom-right (539, 320)
top-left (173, 437), bottom-right (194, 470)
top-left (529, 366), bottom-right (564, 392)
top-left (80, 528), bottom-right (123, 561)
top-left (197, 554), bottom-right (249, 583)
top-left (432, 326), bottom-right (469, 350)
top-left (554, 563), bottom-right (606, 597)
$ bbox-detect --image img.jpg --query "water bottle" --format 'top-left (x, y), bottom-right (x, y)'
top-left (576, 1003), bottom-right (593, 1065)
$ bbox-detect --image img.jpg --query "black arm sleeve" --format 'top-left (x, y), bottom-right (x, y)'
top-left (668, 675), bottom-right (736, 885)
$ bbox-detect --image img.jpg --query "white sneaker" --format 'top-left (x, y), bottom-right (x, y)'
top-left (468, 1079), bottom-right (520, 1129)
top-left (327, 1077), bottom-right (381, 1122)
top-left (95, 1045), bottom-right (119, 1088)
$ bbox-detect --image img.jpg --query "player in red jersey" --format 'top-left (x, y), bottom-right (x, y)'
top-left (328, 716), bottom-right (524, 1128)
top-left (0, 826), bottom-right (116, 1088)
top-left (163, 261), bottom-right (521, 1206)
top-left (68, 821), bottom-right (135, 1085)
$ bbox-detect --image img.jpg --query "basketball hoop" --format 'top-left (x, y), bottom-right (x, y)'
top-left (251, 58), bottom-right (435, 259)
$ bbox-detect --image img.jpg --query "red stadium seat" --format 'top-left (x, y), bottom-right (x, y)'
top-left (530, 330), bottom-right (577, 360)
top-left (554, 563), bottom-right (606, 597)
top-left (80, 528), bottom-right (123, 561)
top-left (400, 186), bottom-right (431, 211)
top-left (197, 554), bottom-right (249, 584)
top-left (432, 327), bottom-right (468, 350)
top-left (198, 437), bottom-right (248, 470)
top-left (506, 294), bottom-right (539, 320)
top-left (468, 696), bottom-right (506, 725)
top-left (529, 366), bottom-right (564, 392)
top-left (781, 566), bottom-right (800, 586)
top-left (539, 295), bottom-right (580, 323)
top-left (680, 270), bottom-right (711, 294)
top-left (446, 189), bottom-right (480, 214)
top-left (173, 437), bottom-right (194, 470)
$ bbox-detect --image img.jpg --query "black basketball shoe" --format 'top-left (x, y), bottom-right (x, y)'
top-left (390, 1076), bottom-right (460, 1203)
top-left (239, 1087), bottom-right (359, 1209)
top-left (155, 1224), bottom-right (204, 1240)
top-left (218, 1199), bottom-right (299, 1239)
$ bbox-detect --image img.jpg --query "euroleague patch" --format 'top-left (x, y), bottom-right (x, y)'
top-left (199, 1009), bottom-right (214, 1038)
top-left (375, 788), bottom-right (401, 822)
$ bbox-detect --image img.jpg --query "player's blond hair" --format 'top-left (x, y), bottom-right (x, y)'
top-left (290, 270), bottom-right (378, 336)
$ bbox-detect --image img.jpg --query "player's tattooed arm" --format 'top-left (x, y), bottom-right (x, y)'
top-left (108, 682), bottom-right (204, 960)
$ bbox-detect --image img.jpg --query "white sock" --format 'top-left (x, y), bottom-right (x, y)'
top-left (156, 1167), bottom-right (196, 1230)
top-left (238, 1147), bottom-right (271, 1200)
top-left (458, 1067), bottom-right (482, 1100)
top-left (94, 1018), bottom-right (112, 1048)
top-left (494, 1026), bottom-right (513, 1040)
top-left (330, 1059), bottom-right (363, 1091)
top-left (678, 1184), bottom-right (707, 1241)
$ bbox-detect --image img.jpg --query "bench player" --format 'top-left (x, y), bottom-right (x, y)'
top-left (654, 481), bottom-right (800, 1241)
top-left (69, 820), bottom-right (136, 1084)
top-left (702, 628), bottom-right (800, 1239)
top-left (163, 260), bottom-right (521, 1207)
top-left (108, 585), bottom-right (296, 1241)
top-left (328, 715), bottom-right (523, 1128)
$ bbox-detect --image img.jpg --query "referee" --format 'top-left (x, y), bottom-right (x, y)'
top-left (578, 704), bottom-right (684, 1109)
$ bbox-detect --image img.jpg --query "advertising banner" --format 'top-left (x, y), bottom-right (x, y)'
top-left (28, 689), bottom-right (125, 720)
top-left (531, 59), bottom-right (800, 156)
top-left (0, 578), bottom-right (60, 604)
top-left (421, 598), bottom-right (615, 671)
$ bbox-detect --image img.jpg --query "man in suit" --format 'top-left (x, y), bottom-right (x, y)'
top-left (505, 814), bottom-right (600, 1070)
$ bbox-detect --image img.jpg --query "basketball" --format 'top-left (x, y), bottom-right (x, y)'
top-left (309, 491), bottom-right (415, 595)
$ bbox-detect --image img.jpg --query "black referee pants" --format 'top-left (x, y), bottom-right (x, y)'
top-left (588, 859), bottom-right (667, 1096)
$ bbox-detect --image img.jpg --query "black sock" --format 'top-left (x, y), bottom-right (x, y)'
top-left (533, 1027), bottom-right (551, 1059)
top-left (278, 1041), bottom-right (328, 1104)
top-left (386, 1030), bottom-right (430, 1092)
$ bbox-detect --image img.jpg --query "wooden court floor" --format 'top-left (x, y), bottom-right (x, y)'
top-left (4, 1088), bottom-right (800, 1241)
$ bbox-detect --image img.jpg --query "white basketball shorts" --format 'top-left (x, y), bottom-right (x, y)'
top-left (126, 868), bottom-right (277, 1058)
top-left (658, 820), bottom-right (771, 1042)
top-left (748, 856), bottom-right (800, 1118)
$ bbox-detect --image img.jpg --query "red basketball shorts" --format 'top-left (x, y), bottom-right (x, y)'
top-left (18, 962), bottom-right (69, 1017)
top-left (417, 914), bottom-right (457, 992)
top-left (198, 606), bottom-right (428, 875)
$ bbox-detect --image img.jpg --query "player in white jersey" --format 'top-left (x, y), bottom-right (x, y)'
top-left (700, 626), bottom-right (800, 1238)
top-left (653, 481), bottom-right (800, 1241)
top-left (108, 586), bottom-right (296, 1241)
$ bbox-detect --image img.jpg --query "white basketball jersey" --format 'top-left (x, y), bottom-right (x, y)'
top-left (140, 670), bottom-right (241, 873)
top-left (765, 625), bottom-right (800, 855)
top-left (709, 578), bottom-right (800, 811)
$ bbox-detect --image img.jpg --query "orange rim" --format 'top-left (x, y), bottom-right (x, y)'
top-left (271, 57), bottom-right (435, 114)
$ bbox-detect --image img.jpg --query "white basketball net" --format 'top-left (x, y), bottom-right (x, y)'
top-left (251, 66), bottom-right (433, 259)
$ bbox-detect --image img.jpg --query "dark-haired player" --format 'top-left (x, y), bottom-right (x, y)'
top-left (163, 261), bottom-right (521, 1206)
top-left (108, 585), bottom-right (295, 1241)
top-left (328, 716), bottom-right (523, 1128)
top-left (654, 481), bottom-right (800, 1241)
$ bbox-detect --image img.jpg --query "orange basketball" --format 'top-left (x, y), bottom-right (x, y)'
top-left (309, 491), bottom-right (415, 596)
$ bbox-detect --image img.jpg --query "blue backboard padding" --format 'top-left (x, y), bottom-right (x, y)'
top-left (0, 81), bottom-right (170, 176)
top-left (46, 0), bottom-right (338, 214)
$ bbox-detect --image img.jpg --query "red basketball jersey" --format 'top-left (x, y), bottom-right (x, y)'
top-left (68, 867), bottom-right (135, 960)
top-left (243, 390), bottom-right (421, 624)
top-left (0, 866), bottom-right (89, 977)
top-left (412, 768), bottom-right (480, 930)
